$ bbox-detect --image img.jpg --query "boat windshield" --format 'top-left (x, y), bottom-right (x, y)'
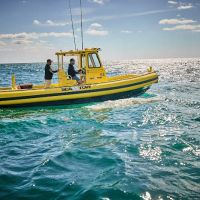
top-left (88, 53), bottom-right (101, 68)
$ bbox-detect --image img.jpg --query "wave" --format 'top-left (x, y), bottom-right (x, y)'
top-left (86, 95), bottom-right (162, 111)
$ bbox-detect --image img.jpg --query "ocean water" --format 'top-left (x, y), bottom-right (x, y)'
top-left (0, 58), bottom-right (199, 200)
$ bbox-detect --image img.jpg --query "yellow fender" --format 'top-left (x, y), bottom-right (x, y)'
top-left (147, 66), bottom-right (153, 73)
top-left (11, 74), bottom-right (17, 90)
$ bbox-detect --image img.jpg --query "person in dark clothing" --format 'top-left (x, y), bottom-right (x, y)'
top-left (68, 58), bottom-right (82, 84)
top-left (44, 59), bottom-right (58, 88)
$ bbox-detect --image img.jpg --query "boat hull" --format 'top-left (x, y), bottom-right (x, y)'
top-left (0, 87), bottom-right (149, 108)
top-left (0, 73), bottom-right (158, 108)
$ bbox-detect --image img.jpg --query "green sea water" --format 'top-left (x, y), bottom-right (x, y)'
top-left (0, 58), bottom-right (199, 200)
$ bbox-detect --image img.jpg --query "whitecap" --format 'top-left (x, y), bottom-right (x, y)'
top-left (86, 96), bottom-right (162, 111)
top-left (139, 144), bottom-right (162, 161)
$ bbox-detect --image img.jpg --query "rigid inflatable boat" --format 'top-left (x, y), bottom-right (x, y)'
top-left (0, 48), bottom-right (158, 108)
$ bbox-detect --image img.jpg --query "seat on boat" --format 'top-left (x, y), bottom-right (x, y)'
top-left (58, 69), bottom-right (76, 86)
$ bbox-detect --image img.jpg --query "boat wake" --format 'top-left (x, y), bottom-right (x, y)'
top-left (86, 94), bottom-right (162, 111)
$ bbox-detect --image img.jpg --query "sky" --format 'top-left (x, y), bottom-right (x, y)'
top-left (0, 0), bottom-right (200, 63)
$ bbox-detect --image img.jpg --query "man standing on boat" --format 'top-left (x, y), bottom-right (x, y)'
top-left (44, 59), bottom-right (58, 88)
top-left (68, 58), bottom-right (82, 84)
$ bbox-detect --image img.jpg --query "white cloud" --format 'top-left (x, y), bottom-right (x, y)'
top-left (177, 3), bottom-right (193, 10)
top-left (86, 23), bottom-right (108, 36)
top-left (11, 39), bottom-right (33, 45)
top-left (121, 30), bottom-right (132, 34)
top-left (0, 32), bottom-right (75, 63)
top-left (39, 32), bottom-right (73, 37)
top-left (86, 29), bottom-right (108, 36)
top-left (159, 18), bottom-right (196, 25)
top-left (33, 19), bottom-right (68, 27)
top-left (168, 1), bottom-right (194, 10)
top-left (168, 1), bottom-right (178, 5)
top-left (0, 32), bottom-right (33, 40)
top-left (33, 19), bottom-right (40, 25)
top-left (0, 32), bottom-right (73, 40)
top-left (163, 24), bottom-right (200, 31)
top-left (159, 17), bottom-right (200, 32)
top-left (89, 0), bottom-right (108, 5)
top-left (46, 20), bottom-right (67, 26)
top-left (0, 31), bottom-right (73, 51)
top-left (90, 23), bottom-right (102, 28)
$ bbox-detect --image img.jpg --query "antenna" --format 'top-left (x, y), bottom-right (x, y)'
top-left (80, 0), bottom-right (84, 50)
top-left (68, 0), bottom-right (77, 50)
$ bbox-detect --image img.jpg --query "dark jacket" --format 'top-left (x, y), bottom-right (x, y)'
top-left (45, 64), bottom-right (57, 80)
top-left (68, 64), bottom-right (78, 78)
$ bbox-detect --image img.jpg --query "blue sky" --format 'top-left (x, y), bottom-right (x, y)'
top-left (0, 0), bottom-right (200, 63)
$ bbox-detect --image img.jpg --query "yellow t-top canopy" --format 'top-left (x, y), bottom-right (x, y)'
top-left (55, 48), bottom-right (100, 56)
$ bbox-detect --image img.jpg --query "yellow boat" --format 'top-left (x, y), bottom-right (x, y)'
top-left (0, 48), bottom-right (158, 108)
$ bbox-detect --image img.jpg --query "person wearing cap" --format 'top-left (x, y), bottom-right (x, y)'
top-left (68, 58), bottom-right (82, 84)
top-left (44, 59), bottom-right (58, 88)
